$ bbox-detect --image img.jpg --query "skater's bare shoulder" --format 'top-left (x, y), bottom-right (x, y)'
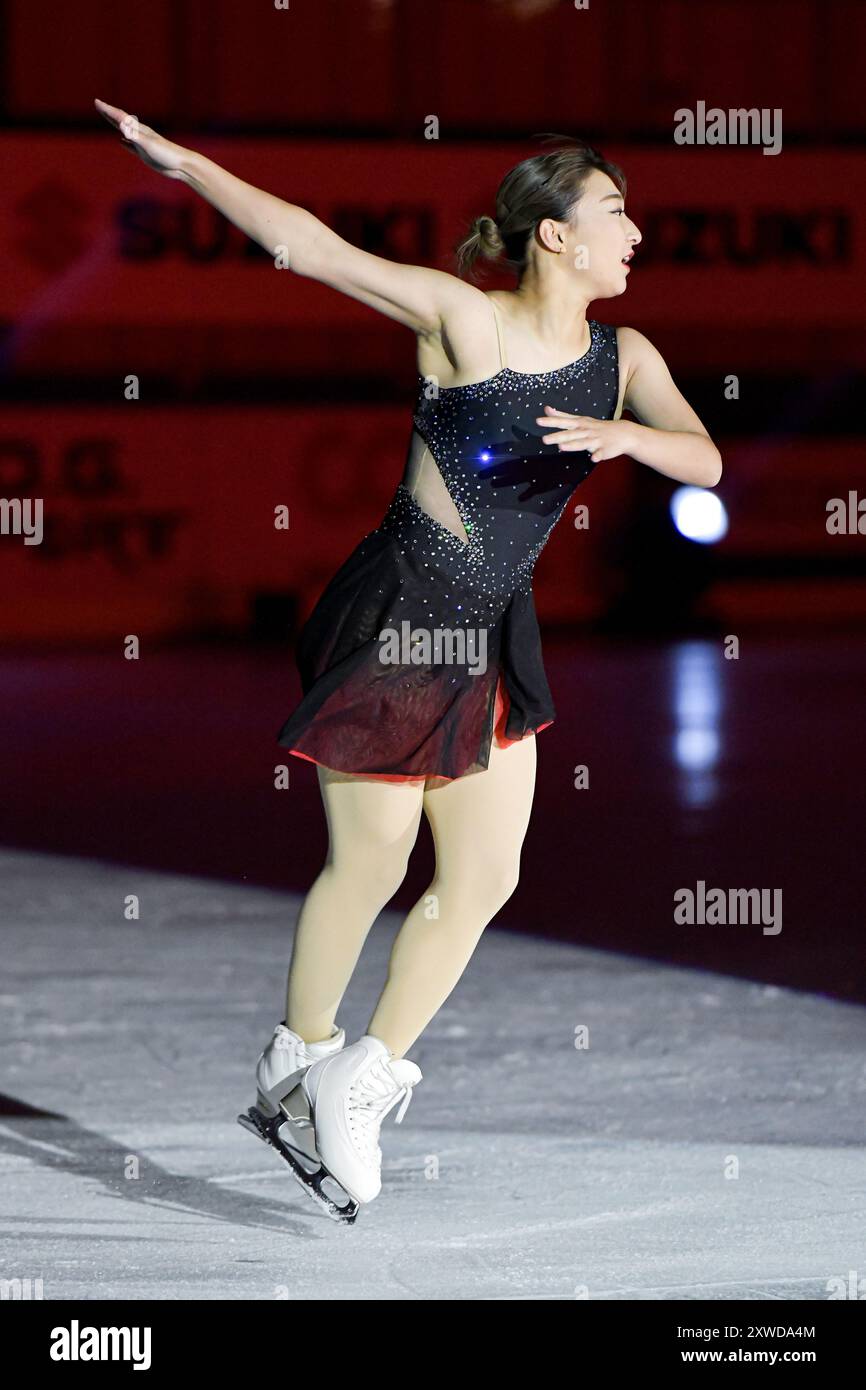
top-left (615, 325), bottom-right (713, 439)
top-left (289, 216), bottom-right (505, 389)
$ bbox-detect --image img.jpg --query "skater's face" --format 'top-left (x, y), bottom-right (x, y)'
top-left (543, 168), bottom-right (641, 297)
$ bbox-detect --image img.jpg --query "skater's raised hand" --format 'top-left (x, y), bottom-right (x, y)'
top-left (94, 99), bottom-right (191, 181)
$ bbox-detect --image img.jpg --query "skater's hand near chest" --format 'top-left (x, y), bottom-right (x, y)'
top-left (535, 409), bottom-right (636, 464)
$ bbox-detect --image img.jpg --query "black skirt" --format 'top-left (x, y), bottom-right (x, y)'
top-left (275, 508), bottom-right (554, 780)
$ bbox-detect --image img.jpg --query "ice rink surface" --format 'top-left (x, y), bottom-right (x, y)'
top-left (2, 846), bottom-right (864, 1301)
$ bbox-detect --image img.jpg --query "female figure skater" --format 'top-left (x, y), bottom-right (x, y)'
top-left (96, 101), bottom-right (722, 1222)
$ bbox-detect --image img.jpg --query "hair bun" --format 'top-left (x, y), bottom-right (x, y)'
top-left (474, 214), bottom-right (504, 255)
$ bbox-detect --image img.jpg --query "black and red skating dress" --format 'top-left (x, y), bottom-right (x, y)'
top-left (276, 295), bottom-right (619, 780)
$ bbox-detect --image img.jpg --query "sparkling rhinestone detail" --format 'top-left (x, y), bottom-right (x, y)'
top-left (371, 320), bottom-right (619, 627)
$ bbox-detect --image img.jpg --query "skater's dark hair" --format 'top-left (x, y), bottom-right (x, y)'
top-left (454, 134), bottom-right (626, 280)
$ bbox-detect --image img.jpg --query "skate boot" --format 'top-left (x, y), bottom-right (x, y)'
top-left (301, 1033), bottom-right (423, 1208)
top-left (237, 1021), bottom-right (359, 1223)
top-left (252, 1021), bottom-right (345, 1121)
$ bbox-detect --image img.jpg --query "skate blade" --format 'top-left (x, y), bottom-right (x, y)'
top-left (237, 1107), bottom-right (359, 1225)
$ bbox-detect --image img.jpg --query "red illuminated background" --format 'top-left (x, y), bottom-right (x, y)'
top-left (2, 0), bottom-right (864, 997)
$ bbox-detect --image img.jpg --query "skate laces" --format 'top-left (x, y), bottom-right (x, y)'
top-left (274, 1025), bottom-right (337, 1054)
top-left (349, 1062), bottom-right (415, 1158)
top-left (270, 1027), bottom-right (305, 1070)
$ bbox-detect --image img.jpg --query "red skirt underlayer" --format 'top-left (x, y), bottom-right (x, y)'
top-left (284, 674), bottom-right (552, 783)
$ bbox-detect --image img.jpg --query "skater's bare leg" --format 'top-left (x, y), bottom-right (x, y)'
top-left (285, 766), bottom-right (425, 1042)
top-left (366, 731), bottom-right (537, 1059)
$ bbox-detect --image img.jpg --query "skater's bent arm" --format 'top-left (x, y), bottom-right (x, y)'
top-left (619, 327), bottom-right (723, 487)
top-left (181, 151), bottom-right (461, 335)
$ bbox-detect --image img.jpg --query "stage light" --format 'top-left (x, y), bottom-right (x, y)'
top-left (670, 642), bottom-right (722, 808)
top-left (670, 486), bottom-right (728, 544)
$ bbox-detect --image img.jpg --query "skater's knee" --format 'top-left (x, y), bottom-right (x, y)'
top-left (438, 852), bottom-right (521, 915)
top-left (328, 844), bottom-right (411, 902)
top-left (480, 857), bottom-right (521, 910)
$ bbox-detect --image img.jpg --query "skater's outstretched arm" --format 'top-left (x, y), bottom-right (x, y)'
top-left (94, 98), bottom-right (470, 336)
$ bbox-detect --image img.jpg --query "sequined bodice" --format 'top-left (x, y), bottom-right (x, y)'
top-left (376, 318), bottom-right (619, 605)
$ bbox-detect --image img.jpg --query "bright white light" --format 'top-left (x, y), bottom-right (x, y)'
top-left (670, 486), bottom-right (728, 543)
top-left (675, 727), bottom-right (719, 772)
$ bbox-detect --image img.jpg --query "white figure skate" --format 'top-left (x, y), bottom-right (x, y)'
top-left (237, 1021), bottom-right (359, 1223)
top-left (301, 1033), bottom-right (423, 1207)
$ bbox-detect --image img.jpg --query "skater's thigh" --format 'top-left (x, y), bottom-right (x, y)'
top-left (421, 732), bottom-right (537, 874)
top-left (316, 764), bottom-right (426, 859)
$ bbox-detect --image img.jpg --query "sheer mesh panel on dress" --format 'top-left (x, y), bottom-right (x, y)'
top-left (400, 426), bottom-right (470, 546)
